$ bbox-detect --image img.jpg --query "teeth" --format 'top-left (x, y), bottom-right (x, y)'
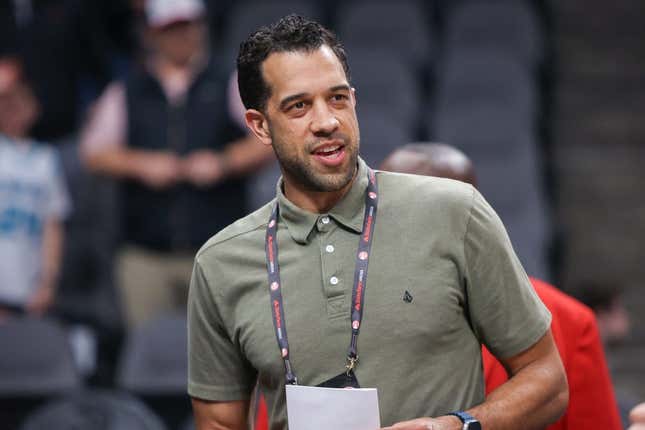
top-left (319, 145), bottom-right (340, 154)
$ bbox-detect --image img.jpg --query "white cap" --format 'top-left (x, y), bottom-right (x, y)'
top-left (145, 0), bottom-right (206, 28)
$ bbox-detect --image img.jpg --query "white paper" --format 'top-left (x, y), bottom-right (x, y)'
top-left (285, 384), bottom-right (380, 430)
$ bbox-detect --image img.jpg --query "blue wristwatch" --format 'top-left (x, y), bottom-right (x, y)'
top-left (448, 411), bottom-right (481, 430)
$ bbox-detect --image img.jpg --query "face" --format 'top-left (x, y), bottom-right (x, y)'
top-left (250, 45), bottom-right (360, 192)
top-left (0, 64), bottom-right (39, 137)
top-left (598, 298), bottom-right (630, 345)
top-left (152, 20), bottom-right (206, 65)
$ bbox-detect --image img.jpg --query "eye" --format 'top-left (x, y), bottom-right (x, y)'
top-left (292, 101), bottom-right (306, 110)
top-left (332, 94), bottom-right (348, 101)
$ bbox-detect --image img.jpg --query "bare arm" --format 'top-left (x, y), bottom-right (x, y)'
top-left (191, 398), bottom-right (249, 430)
top-left (84, 146), bottom-right (183, 189)
top-left (469, 330), bottom-right (568, 429)
top-left (221, 134), bottom-right (274, 177)
top-left (79, 82), bottom-right (183, 188)
top-left (382, 330), bottom-right (568, 430)
top-left (27, 219), bottom-right (63, 315)
top-left (182, 135), bottom-right (273, 187)
top-left (81, 95), bottom-right (271, 187)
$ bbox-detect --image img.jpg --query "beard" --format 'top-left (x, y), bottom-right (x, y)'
top-left (271, 131), bottom-right (359, 192)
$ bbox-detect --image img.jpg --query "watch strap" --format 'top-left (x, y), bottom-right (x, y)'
top-left (448, 411), bottom-right (481, 430)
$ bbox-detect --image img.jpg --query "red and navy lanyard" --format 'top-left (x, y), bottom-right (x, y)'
top-left (265, 168), bottom-right (379, 385)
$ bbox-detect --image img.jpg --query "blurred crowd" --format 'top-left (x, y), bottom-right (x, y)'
top-left (0, 0), bottom-right (639, 429)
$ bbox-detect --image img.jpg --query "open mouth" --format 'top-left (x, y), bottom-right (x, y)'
top-left (313, 144), bottom-right (344, 159)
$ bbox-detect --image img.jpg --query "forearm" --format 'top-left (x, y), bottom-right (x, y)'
top-left (84, 147), bottom-right (154, 180)
top-left (468, 338), bottom-right (568, 429)
top-left (221, 135), bottom-right (274, 178)
top-left (40, 220), bottom-right (64, 290)
top-left (192, 398), bottom-right (249, 430)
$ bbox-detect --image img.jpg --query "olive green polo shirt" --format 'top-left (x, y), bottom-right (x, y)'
top-left (188, 158), bottom-right (550, 429)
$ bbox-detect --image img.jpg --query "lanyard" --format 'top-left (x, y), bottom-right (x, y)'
top-left (265, 168), bottom-right (379, 385)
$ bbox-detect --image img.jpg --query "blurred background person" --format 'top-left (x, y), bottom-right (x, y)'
top-left (571, 280), bottom-right (634, 425)
top-left (0, 57), bottom-right (70, 319)
top-left (79, 0), bottom-right (271, 328)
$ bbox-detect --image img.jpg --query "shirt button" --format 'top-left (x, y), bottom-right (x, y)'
top-left (321, 216), bottom-right (330, 225)
top-left (330, 276), bottom-right (339, 285)
top-left (325, 244), bottom-right (335, 253)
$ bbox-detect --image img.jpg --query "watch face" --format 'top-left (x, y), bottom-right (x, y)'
top-left (465, 420), bottom-right (482, 430)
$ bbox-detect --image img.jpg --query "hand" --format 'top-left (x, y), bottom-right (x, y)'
top-left (137, 152), bottom-right (183, 189)
top-left (381, 415), bottom-right (462, 430)
top-left (26, 284), bottom-right (55, 316)
top-left (629, 402), bottom-right (645, 429)
top-left (182, 150), bottom-right (227, 187)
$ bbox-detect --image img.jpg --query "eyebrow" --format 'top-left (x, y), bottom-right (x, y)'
top-left (329, 84), bottom-right (351, 93)
top-left (279, 92), bottom-right (308, 111)
top-left (278, 84), bottom-right (352, 111)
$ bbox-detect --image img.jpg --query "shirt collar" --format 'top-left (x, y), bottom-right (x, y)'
top-left (276, 157), bottom-right (370, 244)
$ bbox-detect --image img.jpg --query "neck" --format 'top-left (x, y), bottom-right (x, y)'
top-left (155, 56), bottom-right (192, 76)
top-left (156, 47), bottom-right (205, 73)
top-left (0, 128), bottom-right (28, 140)
top-left (283, 168), bottom-right (357, 214)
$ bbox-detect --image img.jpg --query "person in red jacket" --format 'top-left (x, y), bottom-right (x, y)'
top-left (254, 142), bottom-right (623, 429)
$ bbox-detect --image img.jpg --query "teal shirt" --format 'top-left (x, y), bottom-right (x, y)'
top-left (188, 158), bottom-right (551, 428)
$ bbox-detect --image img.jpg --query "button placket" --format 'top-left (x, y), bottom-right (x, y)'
top-left (319, 225), bottom-right (345, 317)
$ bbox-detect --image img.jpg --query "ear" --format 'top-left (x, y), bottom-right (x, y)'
top-left (245, 109), bottom-right (272, 146)
top-left (350, 87), bottom-right (357, 107)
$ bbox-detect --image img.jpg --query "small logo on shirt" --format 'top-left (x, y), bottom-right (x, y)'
top-left (358, 251), bottom-right (368, 260)
top-left (403, 290), bottom-right (413, 303)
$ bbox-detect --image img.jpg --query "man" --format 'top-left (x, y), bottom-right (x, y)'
top-left (188, 15), bottom-right (567, 429)
top-left (0, 57), bottom-right (70, 318)
top-left (381, 143), bottom-right (623, 430)
top-left (80, 0), bottom-right (271, 328)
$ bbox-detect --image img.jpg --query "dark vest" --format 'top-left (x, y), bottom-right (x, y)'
top-left (123, 61), bottom-right (247, 251)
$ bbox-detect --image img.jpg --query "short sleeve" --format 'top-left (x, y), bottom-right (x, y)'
top-left (463, 189), bottom-right (551, 359)
top-left (44, 149), bottom-right (71, 220)
top-left (79, 82), bottom-right (128, 158)
top-left (187, 259), bottom-right (257, 400)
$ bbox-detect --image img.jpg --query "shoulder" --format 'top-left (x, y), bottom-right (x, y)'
top-left (195, 201), bottom-right (274, 264)
top-left (376, 170), bottom-right (476, 214)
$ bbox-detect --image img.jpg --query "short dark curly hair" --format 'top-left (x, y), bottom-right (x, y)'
top-left (237, 14), bottom-right (350, 112)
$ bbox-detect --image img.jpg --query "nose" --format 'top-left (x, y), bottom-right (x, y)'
top-left (310, 100), bottom-right (339, 136)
